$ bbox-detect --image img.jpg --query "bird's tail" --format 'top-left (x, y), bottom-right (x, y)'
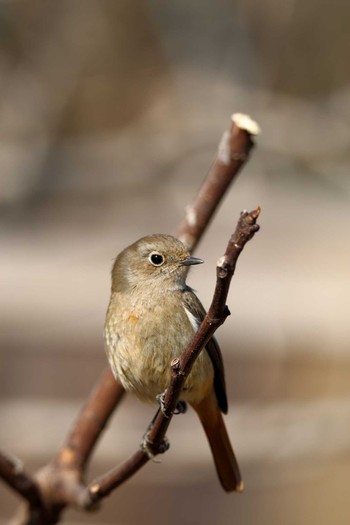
top-left (191, 392), bottom-right (243, 493)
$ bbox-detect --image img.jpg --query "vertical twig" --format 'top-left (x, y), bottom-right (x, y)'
top-left (176, 113), bottom-right (260, 251)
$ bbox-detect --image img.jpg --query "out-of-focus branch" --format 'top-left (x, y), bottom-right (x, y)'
top-left (176, 113), bottom-right (260, 252)
top-left (84, 207), bottom-right (260, 503)
top-left (0, 450), bottom-right (42, 508)
top-left (55, 368), bottom-right (125, 472)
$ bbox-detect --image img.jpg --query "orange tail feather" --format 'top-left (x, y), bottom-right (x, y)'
top-left (191, 391), bottom-right (243, 493)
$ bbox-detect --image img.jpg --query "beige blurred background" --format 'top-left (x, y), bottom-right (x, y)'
top-left (1, 1), bottom-right (350, 524)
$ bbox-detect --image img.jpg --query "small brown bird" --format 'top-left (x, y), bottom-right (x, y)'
top-left (104, 234), bottom-right (243, 492)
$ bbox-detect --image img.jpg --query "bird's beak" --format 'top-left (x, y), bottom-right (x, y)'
top-left (179, 255), bottom-right (204, 266)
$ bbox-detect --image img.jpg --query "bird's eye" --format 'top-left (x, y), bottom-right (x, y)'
top-left (149, 252), bottom-right (164, 266)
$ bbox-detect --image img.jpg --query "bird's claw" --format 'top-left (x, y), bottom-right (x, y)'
top-left (174, 400), bottom-right (187, 414)
top-left (156, 390), bottom-right (168, 416)
top-left (141, 433), bottom-right (170, 460)
top-left (156, 391), bottom-right (187, 416)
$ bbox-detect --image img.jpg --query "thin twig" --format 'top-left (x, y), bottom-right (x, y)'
top-left (88, 450), bottom-right (148, 501)
top-left (84, 207), bottom-right (260, 503)
top-left (140, 208), bottom-right (260, 452)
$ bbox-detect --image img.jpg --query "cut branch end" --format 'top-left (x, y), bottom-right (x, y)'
top-left (231, 113), bottom-right (261, 136)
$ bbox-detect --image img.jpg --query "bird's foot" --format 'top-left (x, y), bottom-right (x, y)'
top-left (174, 400), bottom-right (187, 414)
top-left (156, 390), bottom-right (167, 415)
top-left (156, 390), bottom-right (187, 416)
top-left (141, 432), bottom-right (170, 460)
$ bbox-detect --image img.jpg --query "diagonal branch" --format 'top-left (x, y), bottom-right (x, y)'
top-left (84, 207), bottom-right (260, 503)
top-left (54, 368), bottom-right (125, 472)
top-left (176, 113), bottom-right (260, 252)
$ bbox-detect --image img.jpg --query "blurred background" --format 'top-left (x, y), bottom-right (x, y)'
top-left (1, 1), bottom-right (350, 524)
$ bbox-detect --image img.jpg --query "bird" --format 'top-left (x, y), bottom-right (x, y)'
top-left (104, 233), bottom-right (243, 492)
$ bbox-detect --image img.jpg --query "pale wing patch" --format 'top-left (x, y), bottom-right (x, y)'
top-left (183, 305), bottom-right (201, 332)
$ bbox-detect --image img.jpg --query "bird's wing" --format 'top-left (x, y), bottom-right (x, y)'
top-left (182, 288), bottom-right (228, 414)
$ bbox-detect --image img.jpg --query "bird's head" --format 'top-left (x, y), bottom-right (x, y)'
top-left (111, 234), bottom-right (203, 292)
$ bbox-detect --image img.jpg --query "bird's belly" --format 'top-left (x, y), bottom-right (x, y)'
top-left (105, 302), bottom-right (214, 405)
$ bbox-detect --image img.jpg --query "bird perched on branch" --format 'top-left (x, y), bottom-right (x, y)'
top-left (104, 233), bottom-right (243, 492)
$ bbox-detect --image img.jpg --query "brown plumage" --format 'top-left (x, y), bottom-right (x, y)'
top-left (104, 234), bottom-right (243, 492)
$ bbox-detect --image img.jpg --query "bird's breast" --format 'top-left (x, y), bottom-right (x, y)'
top-left (104, 290), bottom-right (213, 404)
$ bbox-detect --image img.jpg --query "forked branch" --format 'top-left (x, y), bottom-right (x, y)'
top-left (84, 206), bottom-right (259, 502)
top-left (3, 113), bottom-right (260, 524)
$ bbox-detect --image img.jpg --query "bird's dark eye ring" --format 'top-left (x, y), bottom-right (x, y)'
top-left (149, 252), bottom-right (164, 266)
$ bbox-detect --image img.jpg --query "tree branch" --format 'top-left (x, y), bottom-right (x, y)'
top-left (54, 112), bottom-right (260, 484)
top-left (55, 368), bottom-right (125, 472)
top-left (176, 113), bottom-right (260, 252)
top-left (52, 112), bottom-right (260, 485)
top-left (84, 207), bottom-right (260, 503)
top-left (4, 113), bottom-right (261, 523)
top-left (0, 450), bottom-right (42, 507)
